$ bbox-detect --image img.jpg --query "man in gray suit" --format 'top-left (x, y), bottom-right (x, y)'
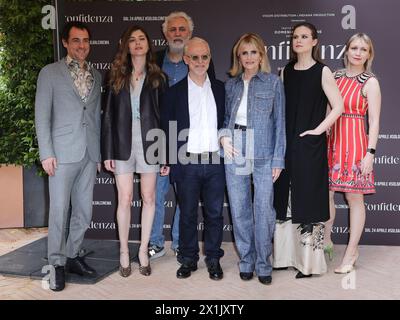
top-left (35, 22), bottom-right (102, 291)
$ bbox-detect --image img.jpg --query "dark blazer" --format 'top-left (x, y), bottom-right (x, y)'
top-left (101, 76), bottom-right (166, 164)
top-left (161, 76), bottom-right (225, 183)
top-left (155, 49), bottom-right (216, 84)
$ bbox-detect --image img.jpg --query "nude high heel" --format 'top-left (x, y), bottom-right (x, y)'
top-left (334, 252), bottom-right (359, 274)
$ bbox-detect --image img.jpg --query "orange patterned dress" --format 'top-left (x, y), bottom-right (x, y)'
top-left (327, 70), bottom-right (376, 194)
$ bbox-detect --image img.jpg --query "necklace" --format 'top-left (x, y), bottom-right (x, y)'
top-left (132, 70), bottom-right (144, 81)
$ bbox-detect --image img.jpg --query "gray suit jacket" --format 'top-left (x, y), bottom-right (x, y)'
top-left (35, 59), bottom-right (102, 164)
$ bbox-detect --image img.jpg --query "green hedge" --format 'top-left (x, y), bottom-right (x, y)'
top-left (0, 0), bottom-right (53, 168)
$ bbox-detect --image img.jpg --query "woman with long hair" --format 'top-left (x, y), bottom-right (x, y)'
top-left (325, 33), bottom-right (381, 273)
top-left (221, 33), bottom-right (285, 285)
top-left (102, 25), bottom-right (166, 277)
top-left (273, 22), bottom-right (343, 278)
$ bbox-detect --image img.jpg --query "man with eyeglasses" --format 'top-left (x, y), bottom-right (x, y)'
top-left (160, 37), bottom-right (225, 280)
top-left (149, 11), bottom-right (215, 261)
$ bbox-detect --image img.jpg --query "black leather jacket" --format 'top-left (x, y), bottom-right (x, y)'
top-left (101, 77), bottom-right (166, 164)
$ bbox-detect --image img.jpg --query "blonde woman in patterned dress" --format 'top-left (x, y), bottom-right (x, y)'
top-left (325, 33), bottom-right (381, 273)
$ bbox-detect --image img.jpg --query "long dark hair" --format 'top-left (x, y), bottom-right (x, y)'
top-left (109, 25), bottom-right (165, 93)
top-left (289, 22), bottom-right (323, 63)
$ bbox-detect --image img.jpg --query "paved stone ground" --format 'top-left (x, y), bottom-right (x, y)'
top-left (1, 228), bottom-right (399, 300)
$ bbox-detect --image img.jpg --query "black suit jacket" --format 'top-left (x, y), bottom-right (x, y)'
top-left (161, 76), bottom-right (225, 183)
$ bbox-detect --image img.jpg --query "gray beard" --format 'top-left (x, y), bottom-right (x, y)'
top-left (168, 42), bottom-right (185, 54)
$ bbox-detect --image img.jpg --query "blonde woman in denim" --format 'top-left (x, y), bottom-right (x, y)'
top-left (220, 33), bottom-right (285, 285)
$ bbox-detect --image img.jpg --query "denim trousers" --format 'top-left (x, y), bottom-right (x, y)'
top-left (149, 174), bottom-right (180, 250)
top-left (225, 132), bottom-right (276, 276)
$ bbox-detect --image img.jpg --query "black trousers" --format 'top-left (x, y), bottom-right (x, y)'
top-left (176, 162), bottom-right (225, 265)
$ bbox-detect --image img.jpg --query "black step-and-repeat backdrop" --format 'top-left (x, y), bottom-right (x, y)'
top-left (54, 0), bottom-right (400, 245)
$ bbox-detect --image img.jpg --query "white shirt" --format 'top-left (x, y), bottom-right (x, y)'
top-left (187, 74), bottom-right (219, 153)
top-left (235, 79), bottom-right (249, 126)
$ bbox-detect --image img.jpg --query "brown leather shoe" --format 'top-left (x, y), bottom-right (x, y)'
top-left (119, 263), bottom-right (132, 277)
top-left (138, 249), bottom-right (151, 276)
top-left (139, 262), bottom-right (151, 276)
top-left (119, 251), bottom-right (131, 277)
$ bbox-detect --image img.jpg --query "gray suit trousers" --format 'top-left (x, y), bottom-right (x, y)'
top-left (47, 150), bottom-right (97, 266)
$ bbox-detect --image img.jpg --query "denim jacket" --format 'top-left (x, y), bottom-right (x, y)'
top-left (222, 71), bottom-right (286, 168)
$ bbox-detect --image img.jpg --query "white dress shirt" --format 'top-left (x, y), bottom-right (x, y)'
top-left (235, 79), bottom-right (249, 126)
top-left (187, 74), bottom-right (219, 153)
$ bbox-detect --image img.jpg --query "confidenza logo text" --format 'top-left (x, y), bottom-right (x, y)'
top-left (365, 202), bottom-right (400, 212)
top-left (65, 14), bottom-right (113, 23)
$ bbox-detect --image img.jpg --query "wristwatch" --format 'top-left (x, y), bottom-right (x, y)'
top-left (367, 148), bottom-right (376, 155)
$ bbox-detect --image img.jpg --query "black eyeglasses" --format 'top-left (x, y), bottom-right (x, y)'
top-left (186, 54), bottom-right (210, 62)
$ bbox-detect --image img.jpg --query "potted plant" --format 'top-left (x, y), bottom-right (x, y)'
top-left (0, 0), bottom-right (53, 228)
